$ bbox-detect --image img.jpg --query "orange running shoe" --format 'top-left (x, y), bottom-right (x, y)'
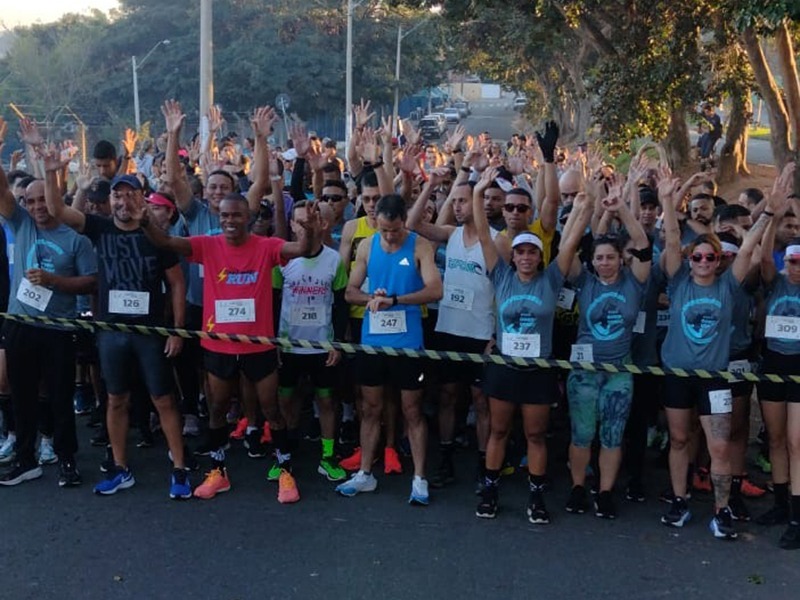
top-left (230, 418), bottom-right (248, 440)
top-left (692, 468), bottom-right (712, 493)
top-left (340, 447), bottom-right (363, 471)
top-left (193, 467), bottom-right (231, 499)
top-left (277, 469), bottom-right (300, 504)
top-left (741, 477), bottom-right (766, 498)
top-left (384, 447), bottom-right (403, 475)
top-left (260, 421), bottom-right (272, 444)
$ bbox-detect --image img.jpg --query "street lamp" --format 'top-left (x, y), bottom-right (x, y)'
top-left (132, 39), bottom-right (170, 131)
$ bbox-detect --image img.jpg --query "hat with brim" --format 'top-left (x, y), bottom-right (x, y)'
top-left (110, 174), bottom-right (142, 191)
top-left (512, 232), bottom-right (543, 251)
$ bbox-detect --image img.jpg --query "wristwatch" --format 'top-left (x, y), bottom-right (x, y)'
top-left (391, 294), bottom-right (398, 306)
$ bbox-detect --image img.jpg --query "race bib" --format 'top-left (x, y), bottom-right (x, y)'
top-left (709, 389), bottom-right (733, 415)
top-left (108, 290), bottom-right (149, 315)
top-left (633, 311), bottom-right (646, 334)
top-left (441, 285), bottom-right (474, 311)
top-left (290, 305), bottom-right (325, 326)
top-left (215, 299), bottom-right (256, 323)
top-left (502, 333), bottom-right (541, 358)
top-left (765, 315), bottom-right (800, 341)
top-left (368, 310), bottom-right (407, 334)
top-left (657, 310), bottom-right (670, 327)
top-left (16, 278), bottom-right (53, 312)
top-left (570, 344), bottom-right (594, 363)
top-left (727, 359), bottom-right (752, 376)
top-left (557, 287), bottom-right (576, 310)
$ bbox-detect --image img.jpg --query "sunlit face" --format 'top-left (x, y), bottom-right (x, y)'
top-left (24, 181), bottom-right (52, 226)
top-left (451, 192), bottom-right (473, 225)
top-left (776, 216), bottom-right (800, 248)
top-left (689, 242), bottom-right (720, 279)
top-left (483, 188), bottom-right (505, 220)
top-left (110, 184), bottom-right (143, 224)
top-left (219, 198), bottom-right (249, 243)
top-left (503, 192), bottom-right (532, 230)
top-left (321, 185), bottom-right (347, 220)
top-left (206, 173), bottom-right (235, 212)
top-left (592, 243), bottom-right (621, 280)
top-left (512, 244), bottom-right (542, 276)
top-left (690, 199), bottom-right (714, 225)
top-left (148, 204), bottom-right (174, 232)
top-left (361, 186), bottom-right (380, 219)
top-left (377, 215), bottom-right (405, 246)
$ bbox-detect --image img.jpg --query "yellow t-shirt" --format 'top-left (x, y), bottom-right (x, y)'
top-left (348, 217), bottom-right (377, 319)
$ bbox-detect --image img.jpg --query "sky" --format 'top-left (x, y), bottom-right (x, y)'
top-left (2, 0), bottom-right (120, 28)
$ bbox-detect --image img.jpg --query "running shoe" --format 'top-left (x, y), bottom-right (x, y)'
top-left (38, 437), bottom-right (57, 465)
top-left (779, 522), bottom-right (800, 550)
top-left (595, 491), bottom-right (617, 519)
top-left (318, 459), bottom-right (347, 482)
top-left (100, 446), bottom-right (114, 473)
top-left (409, 476), bottom-right (429, 506)
top-left (167, 448), bottom-right (200, 472)
top-left (728, 494), bottom-right (751, 522)
top-left (335, 470), bottom-right (377, 497)
top-left (338, 420), bottom-right (357, 445)
top-left (73, 386), bottom-right (94, 415)
top-left (661, 497), bottom-right (691, 528)
top-left (304, 419), bottom-right (321, 442)
top-left (741, 477), bottom-right (766, 498)
top-left (182, 414), bottom-right (200, 438)
top-left (340, 447), bottom-right (362, 471)
top-left (267, 461), bottom-right (288, 481)
top-left (709, 507), bottom-right (738, 540)
top-left (755, 504), bottom-right (790, 526)
top-left (430, 455), bottom-right (455, 489)
top-left (565, 485), bottom-right (589, 514)
top-left (692, 468), bottom-right (712, 493)
top-left (193, 439), bottom-right (230, 457)
top-left (278, 469), bottom-right (300, 504)
top-left (229, 418), bottom-right (248, 440)
top-left (244, 430), bottom-right (269, 459)
top-left (625, 479), bottom-right (645, 503)
top-left (169, 469), bottom-right (192, 499)
top-left (500, 460), bottom-right (515, 477)
top-left (398, 437), bottom-right (412, 457)
top-left (384, 447), bottom-right (402, 475)
top-left (476, 486), bottom-right (498, 519)
top-left (136, 430), bottom-right (154, 449)
top-left (0, 434), bottom-right (16, 465)
top-left (527, 489), bottom-right (550, 524)
top-left (58, 460), bottom-right (82, 488)
top-left (93, 466), bottom-right (135, 495)
top-left (260, 422), bottom-right (272, 444)
top-left (193, 467), bottom-right (231, 499)
top-left (755, 453), bottom-right (772, 474)
top-left (0, 462), bottom-right (43, 486)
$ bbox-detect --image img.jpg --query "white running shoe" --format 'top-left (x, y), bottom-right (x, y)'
top-left (335, 470), bottom-right (377, 497)
top-left (38, 436), bottom-right (58, 465)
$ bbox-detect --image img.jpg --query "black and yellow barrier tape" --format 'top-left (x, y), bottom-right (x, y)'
top-left (2, 312), bottom-right (798, 384)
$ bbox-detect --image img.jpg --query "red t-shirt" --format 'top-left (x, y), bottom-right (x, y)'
top-left (188, 235), bottom-right (286, 354)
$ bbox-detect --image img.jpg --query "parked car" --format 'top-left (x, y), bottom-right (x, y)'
top-left (513, 96), bottom-right (528, 111)
top-left (419, 116), bottom-right (444, 138)
top-left (443, 107), bottom-right (461, 123)
top-left (453, 101), bottom-right (470, 117)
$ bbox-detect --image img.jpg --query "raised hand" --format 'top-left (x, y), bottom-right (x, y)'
top-left (250, 106), bottom-right (278, 138)
top-left (121, 128), bottom-right (138, 156)
top-left (657, 177), bottom-right (681, 209)
top-left (447, 124), bottom-right (466, 152)
top-left (306, 144), bottom-right (328, 172)
top-left (360, 127), bottom-right (380, 163)
top-left (39, 144), bottom-right (68, 173)
top-left (535, 121), bottom-right (559, 163)
top-left (188, 137), bottom-right (201, 163)
top-left (767, 161), bottom-right (796, 214)
top-left (353, 98), bottom-right (375, 130)
top-left (207, 105), bottom-right (224, 133)
top-left (403, 120), bottom-right (420, 147)
top-left (398, 145), bottom-right (423, 174)
top-left (161, 99), bottom-right (186, 134)
top-left (428, 166), bottom-right (451, 187)
top-left (76, 162), bottom-right (93, 191)
top-left (507, 155), bottom-right (525, 176)
top-left (19, 117), bottom-right (44, 147)
top-left (289, 122), bottom-right (310, 157)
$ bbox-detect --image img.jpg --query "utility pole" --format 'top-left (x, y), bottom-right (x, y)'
top-left (199, 0), bottom-right (214, 147)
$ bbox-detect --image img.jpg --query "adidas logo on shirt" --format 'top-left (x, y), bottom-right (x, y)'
top-left (399, 257), bottom-right (410, 266)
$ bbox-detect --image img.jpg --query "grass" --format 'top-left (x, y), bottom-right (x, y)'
top-left (749, 126), bottom-right (771, 140)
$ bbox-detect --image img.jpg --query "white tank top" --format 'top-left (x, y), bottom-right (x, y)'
top-left (436, 226), bottom-right (497, 340)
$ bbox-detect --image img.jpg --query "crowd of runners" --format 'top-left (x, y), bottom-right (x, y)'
top-left (0, 98), bottom-right (798, 550)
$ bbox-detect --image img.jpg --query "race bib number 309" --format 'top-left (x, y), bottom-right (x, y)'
top-left (765, 316), bottom-right (800, 341)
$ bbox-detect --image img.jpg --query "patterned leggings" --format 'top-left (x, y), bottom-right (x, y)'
top-left (567, 370), bottom-right (634, 449)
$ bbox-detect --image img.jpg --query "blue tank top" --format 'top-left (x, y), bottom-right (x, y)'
top-left (361, 232), bottom-right (425, 349)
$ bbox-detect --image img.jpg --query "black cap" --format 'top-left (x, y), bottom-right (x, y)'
top-left (87, 178), bottom-right (111, 203)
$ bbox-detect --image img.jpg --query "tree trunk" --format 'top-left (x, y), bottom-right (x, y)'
top-left (718, 92), bottom-right (751, 183)
top-left (664, 108), bottom-right (691, 171)
top-left (775, 21), bottom-right (800, 151)
top-left (740, 26), bottom-right (793, 168)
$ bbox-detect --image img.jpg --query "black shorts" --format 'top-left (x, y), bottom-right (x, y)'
top-left (96, 331), bottom-right (174, 397)
top-left (663, 375), bottom-right (732, 416)
top-left (483, 362), bottom-right (558, 405)
top-left (757, 350), bottom-right (800, 403)
top-left (356, 353), bottom-right (424, 391)
top-left (727, 353), bottom-right (755, 400)
top-left (279, 352), bottom-right (338, 391)
top-left (204, 348), bottom-right (278, 383)
top-left (433, 332), bottom-right (486, 386)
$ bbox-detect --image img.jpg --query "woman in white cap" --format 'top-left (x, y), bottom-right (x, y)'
top-left (755, 162), bottom-right (800, 549)
top-left (563, 190), bottom-right (651, 520)
top-left (472, 167), bottom-right (592, 523)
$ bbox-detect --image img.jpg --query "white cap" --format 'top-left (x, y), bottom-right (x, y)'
top-left (720, 241), bottom-right (740, 255)
top-left (281, 148), bottom-right (297, 161)
top-left (511, 232), bottom-right (544, 251)
top-left (785, 244), bottom-right (800, 259)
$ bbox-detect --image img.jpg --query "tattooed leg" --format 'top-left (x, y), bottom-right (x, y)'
top-left (701, 414), bottom-right (732, 509)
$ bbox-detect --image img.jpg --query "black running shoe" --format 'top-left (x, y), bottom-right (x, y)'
top-left (0, 462), bottom-right (43, 486)
top-left (709, 507), bottom-right (738, 540)
top-left (595, 491), bottom-right (617, 519)
top-left (565, 485), bottom-right (588, 514)
top-left (476, 486), bottom-right (498, 519)
top-left (58, 460), bottom-right (82, 487)
top-left (90, 430), bottom-right (109, 447)
top-left (756, 504), bottom-right (790, 526)
top-left (779, 522), bottom-right (800, 550)
top-left (430, 456), bottom-right (455, 489)
top-left (244, 430), bottom-right (268, 459)
top-left (661, 497), bottom-right (691, 528)
top-left (625, 479), bottom-right (645, 503)
top-left (728, 494), bottom-right (751, 522)
top-left (527, 489), bottom-right (550, 524)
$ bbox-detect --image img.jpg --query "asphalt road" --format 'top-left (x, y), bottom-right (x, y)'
top-left (2, 406), bottom-right (799, 600)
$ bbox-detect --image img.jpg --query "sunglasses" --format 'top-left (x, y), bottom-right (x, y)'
top-left (787, 258), bottom-right (800, 266)
top-left (321, 194), bottom-right (345, 203)
top-left (504, 203), bottom-right (530, 213)
top-left (690, 252), bottom-right (719, 263)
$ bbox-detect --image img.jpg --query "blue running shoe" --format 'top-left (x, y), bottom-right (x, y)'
top-left (169, 468), bottom-right (192, 499)
top-left (94, 466), bottom-right (135, 495)
top-left (409, 476), bottom-right (429, 506)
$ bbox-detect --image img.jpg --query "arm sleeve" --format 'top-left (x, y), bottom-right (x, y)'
top-left (290, 158), bottom-right (307, 202)
top-left (187, 236), bottom-right (206, 264)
